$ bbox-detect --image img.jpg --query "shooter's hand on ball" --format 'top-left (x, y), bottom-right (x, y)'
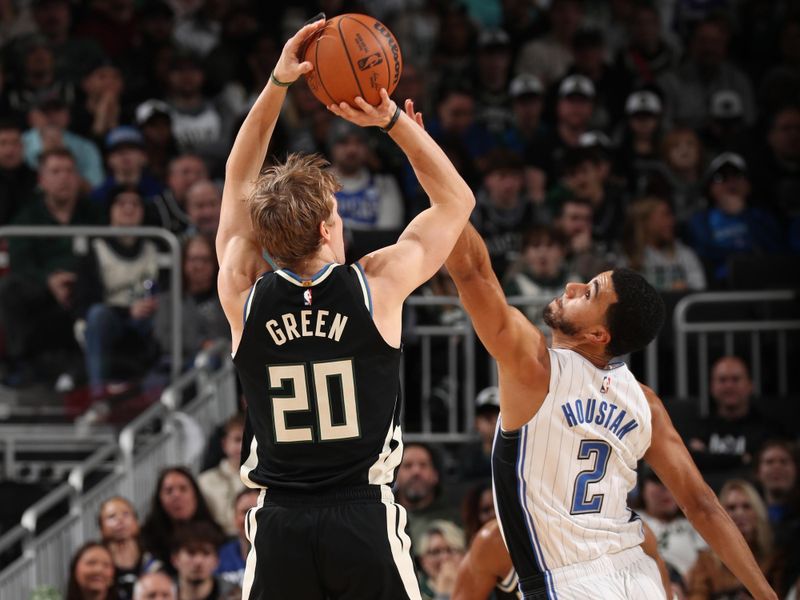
top-left (328, 88), bottom-right (399, 129)
top-left (272, 17), bottom-right (327, 85)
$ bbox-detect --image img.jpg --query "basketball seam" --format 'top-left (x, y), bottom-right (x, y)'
top-left (338, 17), bottom-right (367, 100)
top-left (354, 18), bottom-right (392, 92)
top-left (313, 32), bottom-right (337, 106)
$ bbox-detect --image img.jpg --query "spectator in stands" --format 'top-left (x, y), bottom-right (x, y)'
top-left (552, 146), bottom-right (627, 248)
top-left (688, 152), bottom-right (782, 282)
top-left (427, 85), bottom-right (494, 169)
top-left (140, 466), bottom-right (225, 575)
top-left (756, 440), bottom-right (798, 527)
top-left (686, 480), bottom-right (775, 598)
top-left (701, 89), bottom-right (748, 156)
top-left (73, 0), bottom-right (136, 59)
top-left (503, 74), bottom-right (545, 155)
top-left (515, 0), bottom-right (583, 85)
top-left (0, 148), bottom-right (101, 387)
top-left (689, 356), bottom-right (779, 475)
top-left (637, 469), bottom-right (706, 580)
top-left (504, 225), bottom-right (580, 327)
top-left (458, 386), bottom-right (500, 482)
top-left (71, 60), bottom-right (125, 144)
top-left (431, 4), bottom-right (476, 84)
top-left (132, 572), bottom-right (176, 600)
top-left (198, 413), bottom-right (245, 535)
top-left (184, 179), bottom-right (222, 239)
top-left (472, 29), bottom-right (513, 136)
top-left (154, 235), bottom-right (229, 367)
top-left (23, 92), bottom-right (104, 188)
top-left (170, 522), bottom-right (238, 600)
top-left (613, 90), bottom-right (664, 191)
top-left (460, 481), bottom-right (495, 543)
top-left (615, 3), bottom-right (678, 86)
top-left (749, 105), bottom-right (800, 221)
top-left (759, 19), bottom-right (800, 116)
top-left (644, 127), bottom-right (706, 224)
top-left (74, 186), bottom-right (159, 398)
top-left (216, 488), bottom-right (259, 588)
top-left (65, 541), bottom-right (118, 600)
top-left (91, 127), bottom-right (164, 206)
top-left (135, 100), bottom-right (179, 185)
top-left (553, 196), bottom-right (609, 280)
top-left (328, 121), bottom-right (404, 231)
top-left (0, 119), bottom-right (37, 224)
top-left (417, 520), bottom-right (466, 600)
top-left (658, 16), bottom-right (756, 128)
top-left (150, 153), bottom-right (208, 234)
top-left (29, 0), bottom-right (105, 85)
top-left (619, 196), bottom-right (707, 291)
top-left (164, 53), bottom-right (226, 171)
top-left (395, 443), bottom-right (460, 545)
top-left (471, 148), bottom-right (536, 279)
top-left (525, 75), bottom-right (595, 200)
top-left (99, 496), bottom-right (160, 599)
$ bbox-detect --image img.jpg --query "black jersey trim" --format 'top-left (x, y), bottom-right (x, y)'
top-left (351, 262), bottom-right (373, 317)
top-left (275, 263), bottom-right (339, 287)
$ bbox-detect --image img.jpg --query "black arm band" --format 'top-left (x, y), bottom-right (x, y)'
top-left (380, 105), bottom-right (402, 133)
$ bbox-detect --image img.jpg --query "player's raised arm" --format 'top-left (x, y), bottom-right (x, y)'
top-left (216, 18), bottom-right (327, 340)
top-left (328, 95), bottom-right (475, 300)
top-left (642, 384), bottom-right (778, 600)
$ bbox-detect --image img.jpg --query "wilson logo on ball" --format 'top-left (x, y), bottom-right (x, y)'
top-left (357, 53), bottom-right (384, 71)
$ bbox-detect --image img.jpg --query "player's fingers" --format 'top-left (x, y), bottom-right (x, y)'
top-left (298, 61), bottom-right (313, 74)
top-left (378, 88), bottom-right (392, 109)
top-left (287, 18), bottom-right (326, 50)
top-left (404, 99), bottom-right (415, 118)
top-left (416, 112), bottom-right (425, 129)
top-left (353, 96), bottom-right (373, 113)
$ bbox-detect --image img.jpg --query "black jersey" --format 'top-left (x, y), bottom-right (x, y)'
top-left (233, 263), bottom-right (403, 492)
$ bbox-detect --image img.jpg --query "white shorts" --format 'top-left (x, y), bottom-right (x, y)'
top-left (536, 546), bottom-right (665, 600)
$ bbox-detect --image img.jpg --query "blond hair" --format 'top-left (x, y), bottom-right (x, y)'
top-left (719, 479), bottom-right (773, 559)
top-left (622, 197), bottom-right (671, 272)
top-left (247, 153), bottom-right (342, 268)
top-left (417, 520), bottom-right (466, 557)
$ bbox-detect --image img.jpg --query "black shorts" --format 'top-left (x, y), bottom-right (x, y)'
top-left (241, 485), bottom-right (421, 600)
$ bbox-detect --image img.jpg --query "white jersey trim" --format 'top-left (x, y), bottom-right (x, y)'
top-left (380, 486), bottom-right (422, 600)
top-left (240, 489), bottom-right (265, 599)
top-left (274, 263), bottom-right (339, 287)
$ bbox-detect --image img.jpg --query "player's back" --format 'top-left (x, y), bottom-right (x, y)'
top-left (233, 263), bottom-right (403, 491)
top-left (493, 348), bottom-right (652, 577)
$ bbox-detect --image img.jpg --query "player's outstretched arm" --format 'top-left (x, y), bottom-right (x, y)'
top-left (329, 95), bottom-right (475, 301)
top-left (640, 521), bottom-right (671, 600)
top-left (452, 521), bottom-right (512, 600)
top-left (216, 18), bottom-right (327, 343)
top-left (642, 385), bottom-right (778, 600)
top-left (445, 223), bottom-right (550, 427)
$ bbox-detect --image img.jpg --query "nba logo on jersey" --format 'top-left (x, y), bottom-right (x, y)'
top-left (303, 289), bottom-right (312, 306)
top-left (600, 375), bottom-right (612, 394)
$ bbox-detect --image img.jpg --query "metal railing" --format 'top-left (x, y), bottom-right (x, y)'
top-left (0, 226), bottom-right (183, 380)
top-left (674, 290), bottom-right (800, 416)
top-left (0, 343), bottom-right (236, 598)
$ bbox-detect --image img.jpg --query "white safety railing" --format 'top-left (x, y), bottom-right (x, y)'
top-left (674, 290), bottom-right (800, 416)
top-left (0, 342), bottom-right (236, 599)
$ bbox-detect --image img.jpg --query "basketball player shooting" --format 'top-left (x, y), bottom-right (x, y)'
top-left (444, 232), bottom-right (777, 598)
top-left (215, 17), bottom-right (475, 600)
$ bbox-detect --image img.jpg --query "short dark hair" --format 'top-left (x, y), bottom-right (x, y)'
top-left (522, 225), bottom-right (568, 250)
top-left (170, 521), bottom-right (225, 554)
top-left (606, 268), bottom-right (665, 357)
top-left (0, 119), bottom-right (22, 134)
top-left (38, 147), bottom-right (76, 168)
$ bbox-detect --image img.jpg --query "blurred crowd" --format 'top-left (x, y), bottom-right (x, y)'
top-left (1, 0), bottom-right (799, 598)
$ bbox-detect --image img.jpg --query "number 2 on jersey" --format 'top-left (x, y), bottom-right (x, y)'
top-left (268, 359), bottom-right (360, 443)
top-left (570, 440), bottom-right (611, 515)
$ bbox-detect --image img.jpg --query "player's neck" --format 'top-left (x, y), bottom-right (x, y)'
top-left (285, 248), bottom-right (338, 279)
top-left (551, 336), bottom-right (610, 369)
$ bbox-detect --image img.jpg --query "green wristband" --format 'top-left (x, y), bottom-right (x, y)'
top-left (270, 70), bottom-right (294, 87)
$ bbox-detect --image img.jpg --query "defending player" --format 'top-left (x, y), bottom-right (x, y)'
top-left (216, 18), bottom-right (475, 600)
top-left (452, 520), bottom-right (673, 600)
top-left (444, 226), bottom-right (777, 599)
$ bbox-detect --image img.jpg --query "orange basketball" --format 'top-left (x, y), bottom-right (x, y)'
top-left (303, 14), bottom-right (403, 107)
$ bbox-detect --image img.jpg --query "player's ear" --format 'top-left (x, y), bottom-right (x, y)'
top-left (585, 325), bottom-right (610, 347)
top-left (319, 220), bottom-right (331, 242)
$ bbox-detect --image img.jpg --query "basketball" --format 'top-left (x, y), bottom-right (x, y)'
top-left (303, 14), bottom-right (403, 107)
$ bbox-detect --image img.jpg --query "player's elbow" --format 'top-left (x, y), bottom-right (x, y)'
top-left (681, 483), bottom-right (720, 522)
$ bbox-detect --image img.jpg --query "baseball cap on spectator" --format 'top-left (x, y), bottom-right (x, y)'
top-left (106, 126), bottom-right (144, 152)
top-left (559, 75), bottom-right (595, 99)
top-left (475, 386), bottom-right (500, 415)
top-left (483, 148), bottom-right (524, 176)
top-left (578, 130), bottom-right (612, 150)
top-left (625, 90), bottom-right (662, 116)
top-left (36, 89), bottom-right (69, 112)
top-left (169, 52), bottom-right (203, 71)
top-left (706, 152), bottom-right (747, 180)
top-left (478, 28), bottom-right (511, 50)
top-left (327, 119), bottom-right (367, 149)
top-left (509, 74), bottom-right (544, 99)
top-left (136, 99), bottom-right (171, 126)
top-left (709, 90), bottom-right (744, 120)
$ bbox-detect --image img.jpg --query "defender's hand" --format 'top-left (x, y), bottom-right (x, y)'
top-left (328, 88), bottom-right (398, 129)
top-left (272, 17), bottom-right (327, 84)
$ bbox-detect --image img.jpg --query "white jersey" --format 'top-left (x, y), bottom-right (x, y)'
top-left (492, 348), bottom-right (652, 597)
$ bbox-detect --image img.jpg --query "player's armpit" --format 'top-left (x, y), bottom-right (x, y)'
top-left (642, 385), bottom-right (778, 600)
